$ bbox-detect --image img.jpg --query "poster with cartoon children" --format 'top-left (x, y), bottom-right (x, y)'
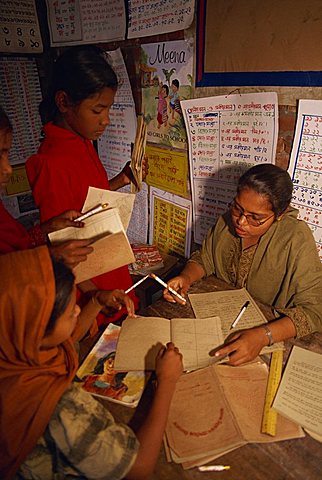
top-left (140, 40), bottom-right (193, 150)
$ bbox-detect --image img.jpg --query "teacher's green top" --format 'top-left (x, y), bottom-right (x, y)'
top-left (189, 207), bottom-right (322, 337)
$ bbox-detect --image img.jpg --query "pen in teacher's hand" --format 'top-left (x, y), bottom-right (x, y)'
top-left (230, 300), bottom-right (250, 329)
top-left (149, 273), bottom-right (186, 304)
top-left (74, 203), bottom-right (109, 222)
top-left (125, 274), bottom-right (150, 294)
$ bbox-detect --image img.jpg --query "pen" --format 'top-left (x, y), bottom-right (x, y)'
top-left (198, 465), bottom-right (230, 472)
top-left (149, 273), bottom-right (186, 304)
top-left (74, 203), bottom-right (109, 222)
top-left (125, 274), bottom-right (150, 294)
top-left (230, 300), bottom-right (250, 329)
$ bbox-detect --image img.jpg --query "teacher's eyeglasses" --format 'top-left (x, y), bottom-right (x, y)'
top-left (230, 200), bottom-right (275, 227)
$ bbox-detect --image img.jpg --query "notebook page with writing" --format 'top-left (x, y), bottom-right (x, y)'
top-left (49, 208), bottom-right (124, 243)
top-left (171, 317), bottom-right (223, 371)
top-left (114, 316), bottom-right (224, 371)
top-left (82, 186), bottom-right (135, 231)
top-left (188, 288), bottom-right (283, 353)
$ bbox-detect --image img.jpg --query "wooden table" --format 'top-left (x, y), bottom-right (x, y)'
top-left (80, 276), bottom-right (322, 480)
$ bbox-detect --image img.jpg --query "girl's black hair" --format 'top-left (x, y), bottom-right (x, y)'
top-left (44, 257), bottom-right (75, 336)
top-left (237, 163), bottom-right (293, 217)
top-left (93, 352), bottom-right (116, 374)
top-left (40, 45), bottom-right (118, 124)
top-left (0, 106), bottom-right (12, 132)
top-left (163, 84), bottom-right (169, 96)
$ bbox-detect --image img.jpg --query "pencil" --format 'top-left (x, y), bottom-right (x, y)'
top-left (125, 274), bottom-right (150, 294)
top-left (74, 203), bottom-right (109, 222)
top-left (230, 300), bottom-right (250, 329)
top-left (149, 273), bottom-right (186, 304)
top-left (198, 465), bottom-right (230, 472)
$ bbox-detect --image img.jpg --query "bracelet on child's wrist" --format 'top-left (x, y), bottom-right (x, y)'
top-left (261, 324), bottom-right (274, 346)
top-left (91, 292), bottom-right (103, 308)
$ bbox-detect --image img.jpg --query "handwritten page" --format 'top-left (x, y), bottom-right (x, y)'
top-left (48, 208), bottom-right (135, 283)
top-left (273, 346), bottom-right (322, 436)
top-left (73, 230), bottom-right (135, 284)
top-left (114, 316), bottom-right (224, 371)
top-left (287, 100), bottom-right (322, 260)
top-left (188, 288), bottom-right (283, 353)
top-left (145, 145), bottom-right (188, 197)
top-left (46, 0), bottom-right (126, 45)
top-left (82, 186), bottom-right (135, 231)
top-left (0, 0), bottom-right (43, 53)
top-left (171, 318), bottom-right (224, 371)
top-left (98, 48), bottom-right (137, 179)
top-left (181, 92), bottom-right (278, 243)
top-left (149, 187), bottom-right (192, 258)
top-left (49, 208), bottom-right (125, 243)
top-left (127, 0), bottom-right (195, 39)
top-left (0, 57), bottom-right (43, 165)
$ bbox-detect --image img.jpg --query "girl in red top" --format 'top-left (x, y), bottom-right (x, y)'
top-left (26, 46), bottom-right (139, 327)
top-left (0, 105), bottom-right (93, 266)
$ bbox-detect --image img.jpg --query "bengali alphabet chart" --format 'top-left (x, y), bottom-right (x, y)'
top-left (0, 57), bottom-right (43, 165)
top-left (98, 49), bottom-right (136, 178)
top-left (288, 100), bottom-right (322, 260)
top-left (181, 93), bottom-right (278, 243)
top-left (149, 187), bottom-right (192, 258)
top-left (46, 0), bottom-right (126, 45)
top-left (0, 0), bottom-right (43, 53)
top-left (127, 0), bottom-right (194, 38)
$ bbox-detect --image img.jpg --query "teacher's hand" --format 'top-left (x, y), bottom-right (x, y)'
top-left (210, 327), bottom-right (268, 366)
top-left (163, 274), bottom-right (190, 304)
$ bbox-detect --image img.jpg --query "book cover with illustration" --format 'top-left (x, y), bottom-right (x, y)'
top-left (140, 39), bottom-right (193, 150)
top-left (75, 323), bottom-right (150, 408)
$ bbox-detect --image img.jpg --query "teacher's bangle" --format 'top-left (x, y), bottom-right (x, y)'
top-left (262, 324), bottom-right (274, 346)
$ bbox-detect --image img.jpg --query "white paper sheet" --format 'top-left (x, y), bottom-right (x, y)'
top-left (287, 99), bottom-right (322, 261)
top-left (181, 92), bottom-right (278, 244)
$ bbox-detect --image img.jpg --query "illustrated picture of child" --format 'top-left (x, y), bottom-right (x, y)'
top-left (169, 79), bottom-right (181, 120)
top-left (156, 82), bottom-right (169, 128)
top-left (82, 352), bottom-right (128, 400)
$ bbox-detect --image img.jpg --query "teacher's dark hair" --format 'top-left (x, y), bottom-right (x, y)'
top-left (0, 106), bottom-right (12, 132)
top-left (40, 45), bottom-right (118, 124)
top-left (44, 258), bottom-right (75, 336)
top-left (237, 163), bottom-right (293, 217)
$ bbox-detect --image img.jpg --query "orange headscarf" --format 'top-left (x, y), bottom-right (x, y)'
top-left (0, 246), bottom-right (78, 479)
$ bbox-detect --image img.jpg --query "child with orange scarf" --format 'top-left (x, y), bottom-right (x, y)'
top-left (0, 247), bottom-right (183, 479)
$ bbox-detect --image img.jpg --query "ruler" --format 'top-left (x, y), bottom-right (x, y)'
top-left (261, 350), bottom-right (284, 436)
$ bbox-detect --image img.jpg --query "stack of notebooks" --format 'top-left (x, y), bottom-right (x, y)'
top-left (112, 288), bottom-right (306, 468)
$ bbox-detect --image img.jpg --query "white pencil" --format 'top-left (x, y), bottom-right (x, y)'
top-left (198, 465), bottom-right (230, 472)
top-left (149, 273), bottom-right (186, 304)
top-left (74, 203), bottom-right (109, 222)
top-left (125, 274), bottom-right (150, 294)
